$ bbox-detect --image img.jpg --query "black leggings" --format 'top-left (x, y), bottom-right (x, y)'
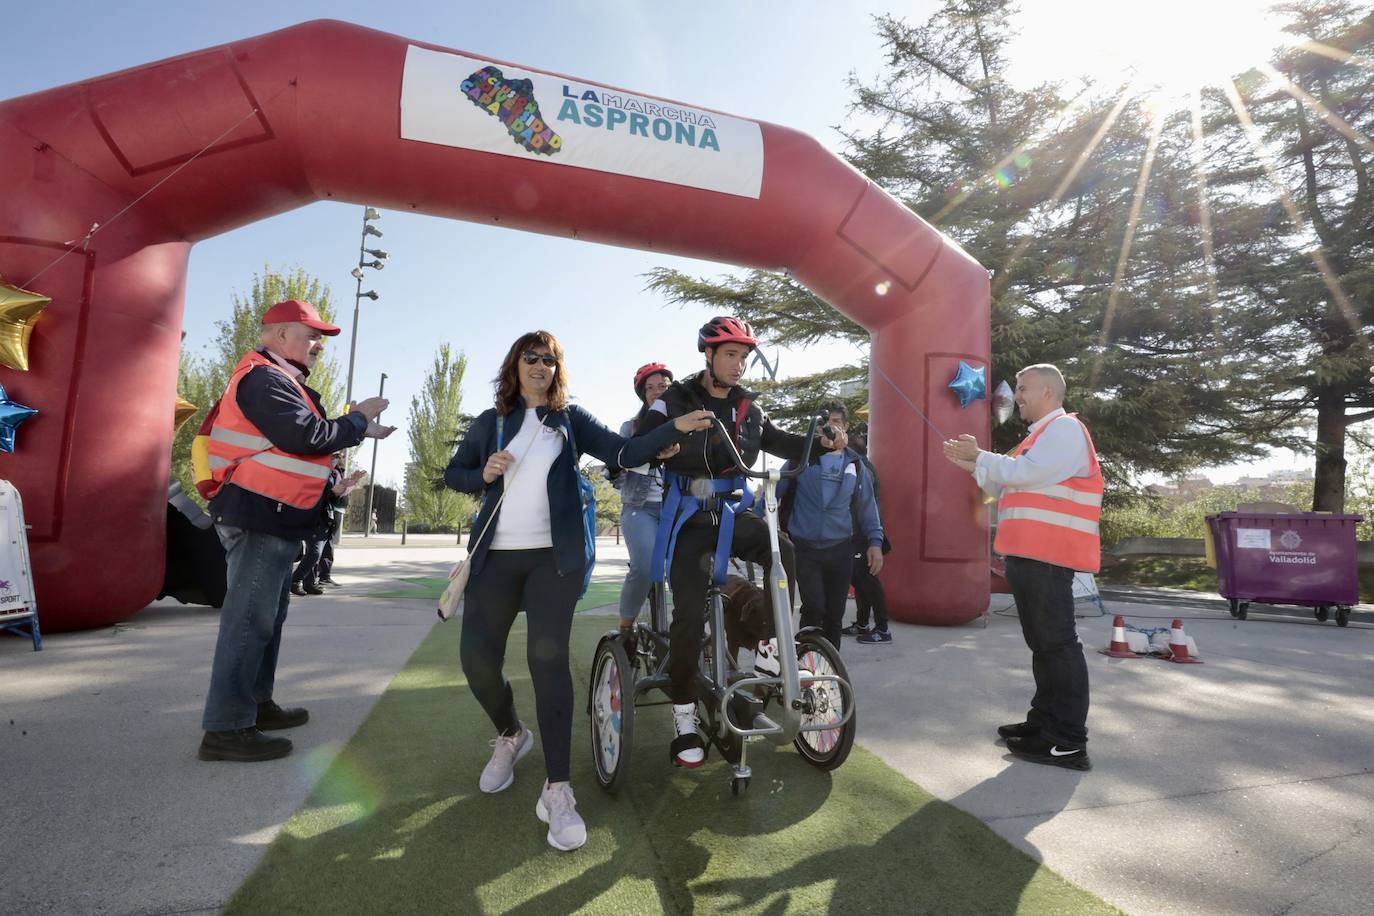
top-left (460, 548), bottom-right (581, 782)
top-left (667, 513), bottom-right (795, 704)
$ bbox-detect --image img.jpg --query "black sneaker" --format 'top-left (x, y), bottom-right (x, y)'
top-left (198, 727), bottom-right (292, 762)
top-left (857, 628), bottom-right (892, 644)
top-left (290, 582), bottom-right (307, 597)
top-left (256, 700), bottom-right (310, 730)
top-left (304, 584), bottom-right (326, 595)
top-left (840, 624), bottom-right (868, 637)
top-left (1006, 735), bottom-right (1091, 771)
top-left (997, 721), bottom-right (1040, 740)
top-left (318, 578), bottom-right (340, 587)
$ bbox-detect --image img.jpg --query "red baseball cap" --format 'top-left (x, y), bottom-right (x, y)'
top-left (260, 299), bottom-right (341, 336)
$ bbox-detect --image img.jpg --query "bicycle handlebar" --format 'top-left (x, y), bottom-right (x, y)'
top-left (707, 414), bottom-right (823, 480)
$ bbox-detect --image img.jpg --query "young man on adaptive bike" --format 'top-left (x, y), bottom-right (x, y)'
top-left (638, 316), bottom-right (846, 768)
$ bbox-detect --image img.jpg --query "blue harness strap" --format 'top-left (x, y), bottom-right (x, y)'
top-left (712, 480), bottom-right (754, 586)
top-left (651, 471), bottom-right (751, 587)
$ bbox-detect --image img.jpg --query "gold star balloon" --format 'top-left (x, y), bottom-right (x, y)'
top-left (174, 396), bottom-right (200, 432)
top-left (0, 277), bottom-right (51, 372)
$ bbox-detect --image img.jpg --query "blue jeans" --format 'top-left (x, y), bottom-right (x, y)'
top-left (618, 503), bottom-right (661, 624)
top-left (1004, 555), bottom-right (1090, 747)
top-left (201, 525), bottom-right (298, 731)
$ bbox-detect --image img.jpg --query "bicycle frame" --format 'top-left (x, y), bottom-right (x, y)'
top-left (697, 417), bottom-right (854, 746)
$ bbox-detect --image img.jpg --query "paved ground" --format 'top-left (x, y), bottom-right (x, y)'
top-left (2, 535), bottom-right (1371, 915)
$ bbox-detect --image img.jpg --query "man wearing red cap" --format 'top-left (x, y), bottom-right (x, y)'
top-left (198, 300), bottom-right (394, 762)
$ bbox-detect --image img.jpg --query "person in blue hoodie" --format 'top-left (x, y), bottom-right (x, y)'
top-left (444, 330), bottom-right (710, 852)
top-left (777, 402), bottom-right (885, 652)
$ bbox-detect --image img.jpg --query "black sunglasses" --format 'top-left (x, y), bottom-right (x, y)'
top-left (521, 351), bottom-right (558, 368)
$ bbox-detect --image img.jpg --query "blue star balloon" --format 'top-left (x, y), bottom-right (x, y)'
top-left (0, 383), bottom-right (38, 453)
top-left (948, 361), bottom-right (987, 408)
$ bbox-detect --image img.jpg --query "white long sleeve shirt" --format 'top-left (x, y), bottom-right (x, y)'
top-left (491, 409), bottom-right (566, 550)
top-left (973, 408), bottom-right (1091, 500)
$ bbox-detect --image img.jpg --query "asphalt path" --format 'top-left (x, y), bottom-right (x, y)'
top-left (2, 536), bottom-right (1370, 915)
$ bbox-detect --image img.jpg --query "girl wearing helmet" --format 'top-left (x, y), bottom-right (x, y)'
top-left (614, 363), bottom-right (675, 634)
top-left (637, 316), bottom-right (846, 768)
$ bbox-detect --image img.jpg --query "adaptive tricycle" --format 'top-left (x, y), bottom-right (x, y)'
top-left (588, 416), bottom-right (856, 796)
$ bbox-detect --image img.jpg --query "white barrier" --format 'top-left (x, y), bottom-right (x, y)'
top-left (0, 480), bottom-right (41, 650)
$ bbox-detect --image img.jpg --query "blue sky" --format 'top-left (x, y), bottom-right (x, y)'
top-left (5, 0), bottom-right (1307, 487)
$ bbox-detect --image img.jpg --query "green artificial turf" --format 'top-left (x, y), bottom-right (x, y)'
top-left (373, 577), bottom-right (623, 613)
top-left (225, 618), bottom-right (1120, 916)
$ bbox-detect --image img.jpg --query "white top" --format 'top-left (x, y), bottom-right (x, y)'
top-left (491, 409), bottom-right (567, 550)
top-left (973, 408), bottom-right (1091, 500)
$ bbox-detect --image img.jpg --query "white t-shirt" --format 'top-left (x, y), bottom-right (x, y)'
top-left (491, 409), bottom-right (566, 550)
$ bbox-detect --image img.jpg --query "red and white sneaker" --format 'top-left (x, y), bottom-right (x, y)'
top-left (669, 703), bottom-right (705, 768)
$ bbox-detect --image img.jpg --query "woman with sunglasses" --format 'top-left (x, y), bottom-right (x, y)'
top-left (612, 362), bottom-right (675, 634)
top-left (444, 331), bottom-right (711, 851)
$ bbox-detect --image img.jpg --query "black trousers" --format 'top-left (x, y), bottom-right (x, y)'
top-left (851, 551), bottom-right (889, 630)
top-left (460, 548), bottom-right (581, 782)
top-left (318, 534), bottom-right (335, 580)
top-left (1004, 555), bottom-right (1090, 747)
top-left (795, 540), bottom-right (856, 650)
top-left (668, 513), bottom-right (795, 704)
top-left (291, 537), bottom-right (327, 588)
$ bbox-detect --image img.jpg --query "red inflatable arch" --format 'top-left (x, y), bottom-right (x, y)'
top-left (0, 20), bottom-right (990, 632)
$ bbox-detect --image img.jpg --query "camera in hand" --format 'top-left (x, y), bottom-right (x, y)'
top-left (820, 423), bottom-right (837, 441)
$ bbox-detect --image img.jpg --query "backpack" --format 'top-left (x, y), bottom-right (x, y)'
top-left (191, 400), bottom-right (222, 500)
top-left (563, 415), bottom-right (597, 598)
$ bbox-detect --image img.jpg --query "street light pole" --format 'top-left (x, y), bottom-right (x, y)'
top-left (343, 206), bottom-right (386, 408)
top-left (365, 371), bottom-right (388, 537)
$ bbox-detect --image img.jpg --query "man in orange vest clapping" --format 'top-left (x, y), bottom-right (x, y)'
top-left (943, 364), bottom-right (1101, 771)
top-left (198, 299), bottom-right (394, 763)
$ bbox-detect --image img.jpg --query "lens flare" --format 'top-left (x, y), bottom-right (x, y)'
top-left (285, 743), bottom-right (384, 838)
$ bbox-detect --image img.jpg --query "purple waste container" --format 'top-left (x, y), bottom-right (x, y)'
top-left (1205, 512), bottom-right (1361, 627)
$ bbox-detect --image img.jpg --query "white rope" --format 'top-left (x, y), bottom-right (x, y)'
top-left (19, 78), bottom-right (298, 289)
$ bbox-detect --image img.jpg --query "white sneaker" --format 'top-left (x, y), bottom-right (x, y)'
top-left (479, 723), bottom-right (533, 793)
top-left (536, 780), bottom-right (587, 851)
top-left (754, 638), bottom-right (781, 677)
top-left (670, 703), bottom-right (705, 767)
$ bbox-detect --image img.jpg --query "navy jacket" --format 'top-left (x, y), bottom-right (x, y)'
top-left (209, 352), bottom-right (368, 540)
top-left (445, 399), bottom-right (684, 579)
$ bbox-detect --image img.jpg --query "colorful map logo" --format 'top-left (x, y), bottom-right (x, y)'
top-left (460, 66), bottom-right (563, 156)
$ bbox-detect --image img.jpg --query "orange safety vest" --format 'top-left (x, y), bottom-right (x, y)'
top-left (203, 352), bottom-right (334, 508)
top-left (993, 413), bottom-right (1103, 573)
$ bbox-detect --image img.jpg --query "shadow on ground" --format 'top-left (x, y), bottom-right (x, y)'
top-left (224, 618), bottom-right (1115, 915)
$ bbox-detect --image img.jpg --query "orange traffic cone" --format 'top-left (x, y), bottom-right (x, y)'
top-left (1099, 614), bottom-right (1139, 658)
top-left (1164, 618), bottom-right (1203, 664)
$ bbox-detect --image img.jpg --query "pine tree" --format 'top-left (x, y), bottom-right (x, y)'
top-left (404, 344), bottom-right (476, 529)
top-left (645, 1), bottom-right (1371, 499)
top-left (1192, 2), bottom-right (1374, 510)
